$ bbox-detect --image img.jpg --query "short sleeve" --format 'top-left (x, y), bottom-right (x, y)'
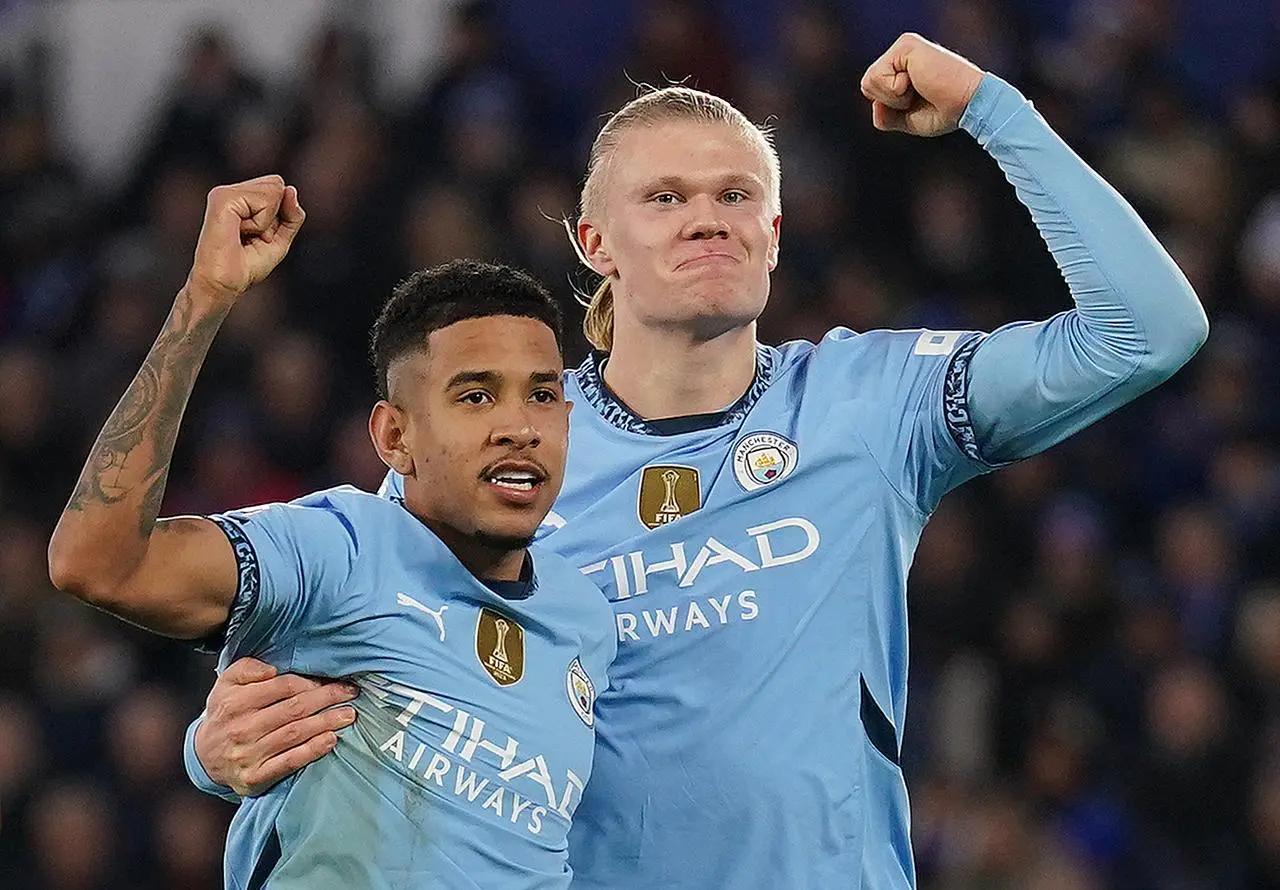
top-left (207, 493), bottom-right (359, 669)
top-left (802, 327), bottom-right (997, 515)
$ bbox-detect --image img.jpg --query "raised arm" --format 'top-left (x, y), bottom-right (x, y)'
top-left (48, 175), bottom-right (305, 639)
top-left (861, 35), bottom-right (1207, 465)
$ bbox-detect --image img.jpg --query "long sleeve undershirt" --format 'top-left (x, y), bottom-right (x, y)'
top-left (957, 75), bottom-right (1208, 464)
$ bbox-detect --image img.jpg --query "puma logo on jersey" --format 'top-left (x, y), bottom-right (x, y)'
top-left (397, 592), bottom-right (448, 641)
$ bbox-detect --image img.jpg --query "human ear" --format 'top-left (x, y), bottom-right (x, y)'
top-left (577, 218), bottom-right (617, 277)
top-left (369, 400), bottom-right (416, 477)
top-left (767, 213), bottom-right (782, 270)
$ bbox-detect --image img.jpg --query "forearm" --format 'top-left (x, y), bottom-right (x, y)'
top-left (959, 75), bottom-right (1208, 461)
top-left (963, 74), bottom-right (1207, 357)
top-left (49, 285), bottom-right (229, 599)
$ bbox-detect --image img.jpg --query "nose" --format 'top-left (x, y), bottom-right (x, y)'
top-left (490, 404), bottom-right (542, 450)
top-left (680, 194), bottom-right (729, 240)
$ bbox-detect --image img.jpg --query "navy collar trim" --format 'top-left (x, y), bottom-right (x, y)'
top-left (574, 346), bottom-right (775, 436)
top-left (483, 555), bottom-right (536, 601)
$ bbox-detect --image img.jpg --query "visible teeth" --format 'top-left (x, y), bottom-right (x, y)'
top-left (486, 467), bottom-right (539, 492)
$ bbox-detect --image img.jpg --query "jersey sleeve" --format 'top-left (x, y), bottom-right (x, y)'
top-left (206, 491), bottom-right (359, 670)
top-left (957, 74), bottom-right (1208, 463)
top-left (802, 328), bottom-right (993, 516)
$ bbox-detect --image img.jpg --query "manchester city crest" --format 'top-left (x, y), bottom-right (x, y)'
top-left (732, 432), bottom-right (799, 491)
top-left (566, 657), bottom-right (596, 727)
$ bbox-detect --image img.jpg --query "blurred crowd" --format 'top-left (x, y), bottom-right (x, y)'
top-left (1, 1), bottom-right (1279, 888)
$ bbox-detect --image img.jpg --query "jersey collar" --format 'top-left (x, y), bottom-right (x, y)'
top-left (573, 345), bottom-right (776, 436)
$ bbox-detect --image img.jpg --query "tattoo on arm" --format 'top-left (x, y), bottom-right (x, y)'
top-left (66, 364), bottom-right (157, 510)
top-left (65, 290), bottom-right (227, 536)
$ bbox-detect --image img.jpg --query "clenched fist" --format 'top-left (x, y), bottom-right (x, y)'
top-left (185, 174), bottom-right (305, 307)
top-left (860, 33), bottom-right (985, 137)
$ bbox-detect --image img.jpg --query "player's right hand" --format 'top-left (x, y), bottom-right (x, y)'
top-left (194, 657), bottom-right (357, 797)
top-left (185, 174), bottom-right (305, 308)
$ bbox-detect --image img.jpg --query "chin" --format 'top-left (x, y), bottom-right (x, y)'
top-left (685, 282), bottom-right (766, 321)
top-left (473, 529), bottom-right (537, 551)
top-left (687, 304), bottom-right (764, 340)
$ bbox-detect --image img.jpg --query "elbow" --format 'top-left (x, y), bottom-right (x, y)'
top-left (47, 533), bottom-right (122, 609)
top-left (1142, 290), bottom-right (1210, 380)
top-left (1176, 295), bottom-right (1211, 360)
top-left (1174, 302), bottom-right (1211, 367)
top-left (47, 529), bottom-right (78, 593)
top-left (1192, 304), bottom-right (1211, 350)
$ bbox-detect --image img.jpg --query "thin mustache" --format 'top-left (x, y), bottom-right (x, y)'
top-left (478, 455), bottom-right (550, 481)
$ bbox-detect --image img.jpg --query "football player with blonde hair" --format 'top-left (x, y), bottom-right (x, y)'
top-left (183, 35), bottom-right (1206, 889)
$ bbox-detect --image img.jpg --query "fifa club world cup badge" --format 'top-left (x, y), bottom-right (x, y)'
top-left (637, 464), bottom-right (702, 529)
top-left (732, 432), bottom-right (799, 491)
top-left (476, 607), bottom-right (525, 686)
top-left (566, 657), bottom-right (596, 727)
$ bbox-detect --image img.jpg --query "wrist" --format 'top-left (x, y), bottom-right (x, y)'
top-left (960, 68), bottom-right (985, 111)
top-left (185, 713), bottom-right (239, 801)
top-left (181, 275), bottom-right (241, 315)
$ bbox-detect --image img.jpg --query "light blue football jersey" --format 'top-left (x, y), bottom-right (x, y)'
top-left (188, 75), bottom-right (1205, 889)
top-left (208, 486), bottom-right (615, 890)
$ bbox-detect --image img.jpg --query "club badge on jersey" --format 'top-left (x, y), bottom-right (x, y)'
top-left (566, 657), bottom-right (596, 727)
top-left (476, 607), bottom-right (524, 685)
top-left (732, 432), bottom-right (799, 490)
top-left (637, 465), bottom-right (702, 529)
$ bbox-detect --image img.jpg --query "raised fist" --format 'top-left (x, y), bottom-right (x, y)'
top-left (186, 174), bottom-right (305, 306)
top-left (860, 33), bottom-right (985, 137)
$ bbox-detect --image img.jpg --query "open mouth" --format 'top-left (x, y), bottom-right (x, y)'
top-left (485, 470), bottom-right (541, 491)
top-left (481, 460), bottom-right (549, 503)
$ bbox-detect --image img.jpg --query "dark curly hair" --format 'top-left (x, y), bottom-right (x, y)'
top-left (370, 260), bottom-right (564, 400)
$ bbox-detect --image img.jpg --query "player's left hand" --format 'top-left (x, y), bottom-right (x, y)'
top-left (859, 33), bottom-right (985, 137)
top-left (195, 657), bottom-right (357, 796)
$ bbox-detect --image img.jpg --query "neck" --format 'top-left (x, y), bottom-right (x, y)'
top-left (603, 321), bottom-right (758, 419)
top-left (412, 507), bottom-right (527, 581)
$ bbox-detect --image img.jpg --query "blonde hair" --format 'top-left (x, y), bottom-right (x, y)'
top-left (569, 86), bottom-right (781, 351)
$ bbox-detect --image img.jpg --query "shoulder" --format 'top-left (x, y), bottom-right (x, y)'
top-left (531, 544), bottom-right (605, 604)
top-left (530, 543), bottom-right (590, 586)
top-left (226, 485), bottom-right (396, 552)
top-left (771, 327), bottom-right (984, 388)
top-left (530, 543), bottom-right (615, 655)
top-left (800, 326), bottom-right (977, 358)
top-left (289, 483), bottom-right (381, 510)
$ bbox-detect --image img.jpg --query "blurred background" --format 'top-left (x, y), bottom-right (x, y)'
top-left (0, 0), bottom-right (1278, 887)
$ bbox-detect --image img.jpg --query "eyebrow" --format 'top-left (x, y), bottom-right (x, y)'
top-left (445, 369), bottom-right (563, 389)
top-left (634, 172), bottom-right (764, 196)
